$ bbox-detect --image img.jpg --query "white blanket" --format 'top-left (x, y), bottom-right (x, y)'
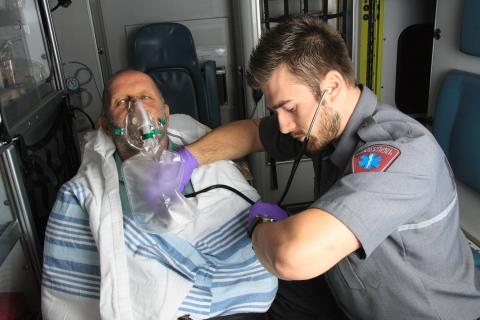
top-left (41, 114), bottom-right (277, 320)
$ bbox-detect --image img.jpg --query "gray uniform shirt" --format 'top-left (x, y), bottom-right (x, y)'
top-left (260, 87), bottom-right (480, 319)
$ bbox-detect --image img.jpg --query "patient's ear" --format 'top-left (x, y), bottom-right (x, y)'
top-left (98, 115), bottom-right (112, 136)
top-left (164, 104), bottom-right (170, 127)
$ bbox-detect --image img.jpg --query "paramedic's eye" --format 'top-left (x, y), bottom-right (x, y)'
top-left (285, 105), bottom-right (296, 113)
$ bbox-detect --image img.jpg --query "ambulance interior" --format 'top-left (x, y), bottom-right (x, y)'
top-left (0, 0), bottom-right (478, 318)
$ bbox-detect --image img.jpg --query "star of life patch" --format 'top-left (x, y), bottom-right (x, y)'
top-left (352, 144), bottom-right (400, 173)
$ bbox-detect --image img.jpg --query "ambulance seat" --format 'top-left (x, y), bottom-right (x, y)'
top-left (432, 70), bottom-right (480, 256)
top-left (132, 22), bottom-right (221, 128)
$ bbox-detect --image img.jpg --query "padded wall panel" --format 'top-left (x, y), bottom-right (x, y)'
top-left (432, 70), bottom-right (480, 192)
top-left (449, 80), bottom-right (480, 192)
top-left (460, 0), bottom-right (480, 57)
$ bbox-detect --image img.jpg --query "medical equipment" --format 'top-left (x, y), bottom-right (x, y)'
top-left (118, 86), bottom-right (329, 233)
top-left (119, 99), bottom-right (197, 234)
top-left (185, 184), bottom-right (255, 204)
top-left (123, 98), bottom-right (166, 153)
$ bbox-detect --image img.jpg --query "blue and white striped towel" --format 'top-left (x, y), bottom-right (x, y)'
top-left (41, 115), bottom-right (277, 320)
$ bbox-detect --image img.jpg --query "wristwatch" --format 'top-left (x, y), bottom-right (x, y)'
top-left (247, 215), bottom-right (275, 238)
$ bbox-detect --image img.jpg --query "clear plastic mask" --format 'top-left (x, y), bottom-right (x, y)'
top-left (116, 99), bottom-right (197, 234)
top-left (122, 150), bottom-right (197, 234)
top-left (123, 99), bottom-right (165, 154)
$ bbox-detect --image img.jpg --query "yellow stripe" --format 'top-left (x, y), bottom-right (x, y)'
top-left (373, 0), bottom-right (384, 98)
top-left (358, 0), bottom-right (384, 99)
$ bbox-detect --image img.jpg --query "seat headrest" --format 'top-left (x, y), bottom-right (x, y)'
top-left (133, 22), bottom-right (199, 71)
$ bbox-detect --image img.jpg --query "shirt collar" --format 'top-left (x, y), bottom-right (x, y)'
top-left (329, 86), bottom-right (378, 170)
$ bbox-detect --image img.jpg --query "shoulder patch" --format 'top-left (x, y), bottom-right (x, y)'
top-left (352, 144), bottom-right (400, 173)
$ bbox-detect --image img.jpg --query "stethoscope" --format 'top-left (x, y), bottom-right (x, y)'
top-left (185, 87), bottom-right (331, 208)
top-left (275, 87), bottom-right (330, 206)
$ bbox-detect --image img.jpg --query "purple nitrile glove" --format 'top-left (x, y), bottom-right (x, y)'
top-left (177, 147), bottom-right (199, 192)
top-left (248, 200), bottom-right (289, 225)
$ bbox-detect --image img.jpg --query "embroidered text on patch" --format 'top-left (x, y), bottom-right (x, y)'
top-left (352, 144), bottom-right (400, 173)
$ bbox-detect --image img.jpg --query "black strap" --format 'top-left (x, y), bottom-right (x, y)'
top-left (207, 313), bottom-right (266, 320)
top-left (178, 313), bottom-right (266, 320)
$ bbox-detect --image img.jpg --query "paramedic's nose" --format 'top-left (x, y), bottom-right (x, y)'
top-left (277, 111), bottom-right (296, 134)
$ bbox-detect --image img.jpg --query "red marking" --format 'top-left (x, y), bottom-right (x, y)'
top-left (352, 144), bottom-right (401, 173)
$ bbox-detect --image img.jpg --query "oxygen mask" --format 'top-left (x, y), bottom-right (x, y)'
top-left (119, 98), bottom-right (196, 234)
top-left (123, 98), bottom-right (166, 154)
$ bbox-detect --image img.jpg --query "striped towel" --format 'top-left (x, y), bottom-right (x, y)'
top-left (41, 115), bottom-right (277, 320)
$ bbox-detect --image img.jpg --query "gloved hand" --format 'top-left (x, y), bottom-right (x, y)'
top-left (247, 201), bottom-right (288, 238)
top-left (177, 147), bottom-right (199, 192)
top-left (248, 201), bottom-right (289, 225)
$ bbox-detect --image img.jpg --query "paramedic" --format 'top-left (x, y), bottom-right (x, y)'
top-left (179, 15), bottom-right (480, 319)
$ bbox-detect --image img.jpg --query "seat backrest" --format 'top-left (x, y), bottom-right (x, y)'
top-left (460, 0), bottom-right (480, 57)
top-left (432, 70), bottom-right (480, 192)
top-left (132, 22), bottom-right (220, 128)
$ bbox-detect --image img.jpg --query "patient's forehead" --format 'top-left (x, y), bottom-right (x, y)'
top-left (109, 71), bottom-right (158, 94)
top-left (107, 72), bottom-right (164, 108)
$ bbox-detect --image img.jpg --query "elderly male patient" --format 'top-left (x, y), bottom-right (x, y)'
top-left (41, 70), bottom-right (277, 320)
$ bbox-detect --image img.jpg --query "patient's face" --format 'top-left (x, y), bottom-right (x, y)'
top-left (101, 70), bottom-right (170, 159)
top-left (106, 71), bottom-right (168, 127)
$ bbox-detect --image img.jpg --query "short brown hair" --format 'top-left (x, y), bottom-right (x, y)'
top-left (247, 15), bottom-right (355, 97)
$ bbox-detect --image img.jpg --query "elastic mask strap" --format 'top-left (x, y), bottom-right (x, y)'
top-left (113, 122), bottom-right (166, 138)
top-left (113, 125), bottom-right (125, 136)
top-left (159, 117), bottom-right (167, 127)
top-left (142, 128), bottom-right (166, 139)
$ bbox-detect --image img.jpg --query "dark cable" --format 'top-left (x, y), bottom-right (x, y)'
top-left (185, 184), bottom-right (255, 205)
top-left (65, 61), bottom-right (103, 100)
top-left (72, 107), bottom-right (95, 129)
top-left (74, 67), bottom-right (93, 86)
top-left (276, 138), bottom-right (308, 206)
top-left (51, 3), bottom-right (61, 11)
top-left (51, 0), bottom-right (71, 11)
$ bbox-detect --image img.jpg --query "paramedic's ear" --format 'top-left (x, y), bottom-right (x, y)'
top-left (321, 70), bottom-right (343, 98)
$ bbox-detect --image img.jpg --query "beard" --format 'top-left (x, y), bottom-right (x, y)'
top-left (293, 105), bottom-right (341, 153)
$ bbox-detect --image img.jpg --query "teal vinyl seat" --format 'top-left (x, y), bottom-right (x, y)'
top-left (132, 22), bottom-right (221, 128)
top-left (432, 70), bottom-right (480, 261)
